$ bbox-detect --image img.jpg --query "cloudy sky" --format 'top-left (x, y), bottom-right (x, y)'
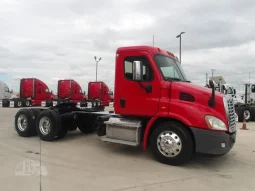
top-left (0, 0), bottom-right (254, 94)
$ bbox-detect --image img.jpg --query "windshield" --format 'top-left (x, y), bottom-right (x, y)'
top-left (154, 54), bottom-right (187, 81)
top-left (4, 87), bottom-right (10, 93)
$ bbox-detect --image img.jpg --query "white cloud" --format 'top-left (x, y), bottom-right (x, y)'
top-left (0, 0), bottom-right (254, 95)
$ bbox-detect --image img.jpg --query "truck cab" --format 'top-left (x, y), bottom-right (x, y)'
top-left (88, 81), bottom-right (111, 106)
top-left (105, 46), bottom-right (236, 165)
top-left (20, 78), bottom-right (55, 106)
top-left (57, 79), bottom-right (86, 101)
top-left (0, 81), bottom-right (13, 100)
top-left (0, 81), bottom-right (15, 107)
top-left (214, 83), bottom-right (244, 105)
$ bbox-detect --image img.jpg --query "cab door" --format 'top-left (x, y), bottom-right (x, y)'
top-left (116, 51), bottom-right (161, 116)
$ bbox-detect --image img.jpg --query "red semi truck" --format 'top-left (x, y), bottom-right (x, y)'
top-left (41, 79), bottom-right (87, 107)
top-left (14, 45), bottom-right (236, 166)
top-left (87, 81), bottom-right (111, 106)
top-left (4, 78), bottom-right (55, 107)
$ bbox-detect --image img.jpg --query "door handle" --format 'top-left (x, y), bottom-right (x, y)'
top-left (120, 98), bottom-right (126, 108)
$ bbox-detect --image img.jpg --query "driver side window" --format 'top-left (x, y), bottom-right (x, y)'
top-left (124, 56), bottom-right (153, 81)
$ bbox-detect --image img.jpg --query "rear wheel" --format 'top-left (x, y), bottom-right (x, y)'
top-left (15, 109), bottom-right (37, 137)
top-left (56, 128), bottom-right (68, 140)
top-left (36, 109), bottom-right (61, 141)
top-left (150, 121), bottom-right (194, 166)
top-left (25, 100), bottom-right (30, 107)
top-left (76, 114), bottom-right (97, 134)
top-left (15, 99), bottom-right (23, 107)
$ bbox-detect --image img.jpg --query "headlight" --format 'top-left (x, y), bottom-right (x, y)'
top-left (205, 115), bottom-right (227, 131)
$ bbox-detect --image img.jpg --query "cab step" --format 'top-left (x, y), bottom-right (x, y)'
top-left (101, 136), bottom-right (139, 146)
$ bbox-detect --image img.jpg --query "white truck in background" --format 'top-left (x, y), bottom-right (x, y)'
top-left (207, 76), bottom-right (255, 122)
top-left (0, 81), bottom-right (18, 107)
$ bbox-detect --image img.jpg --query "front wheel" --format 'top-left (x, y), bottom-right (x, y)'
top-left (150, 121), bottom-right (194, 166)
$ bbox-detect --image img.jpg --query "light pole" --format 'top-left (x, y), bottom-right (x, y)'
top-left (176, 32), bottom-right (185, 63)
top-left (94, 56), bottom-right (102, 81)
top-left (211, 69), bottom-right (215, 78)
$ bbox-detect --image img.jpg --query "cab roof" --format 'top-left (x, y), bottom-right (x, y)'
top-left (116, 45), bottom-right (179, 61)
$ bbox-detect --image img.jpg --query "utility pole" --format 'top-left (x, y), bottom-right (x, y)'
top-left (94, 56), bottom-right (102, 81)
top-left (206, 73), bottom-right (208, 85)
top-left (176, 32), bottom-right (185, 63)
top-left (211, 69), bottom-right (215, 78)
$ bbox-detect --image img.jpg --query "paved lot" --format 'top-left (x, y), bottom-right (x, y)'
top-left (0, 107), bottom-right (255, 191)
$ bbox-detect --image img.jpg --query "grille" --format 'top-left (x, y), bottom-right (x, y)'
top-left (227, 98), bottom-right (236, 133)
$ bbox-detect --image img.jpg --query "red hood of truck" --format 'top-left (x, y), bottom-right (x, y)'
top-left (175, 82), bottom-right (223, 98)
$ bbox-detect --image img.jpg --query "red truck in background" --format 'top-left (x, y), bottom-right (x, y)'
top-left (8, 78), bottom-right (55, 107)
top-left (87, 81), bottom-right (111, 106)
top-left (41, 79), bottom-right (86, 107)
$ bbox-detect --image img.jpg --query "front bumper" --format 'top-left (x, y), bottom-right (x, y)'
top-left (190, 127), bottom-right (236, 155)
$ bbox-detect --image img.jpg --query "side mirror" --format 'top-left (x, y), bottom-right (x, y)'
top-left (51, 91), bottom-right (53, 94)
top-left (10, 89), bottom-right (13, 93)
top-left (233, 89), bottom-right (236, 95)
top-left (132, 61), bottom-right (143, 81)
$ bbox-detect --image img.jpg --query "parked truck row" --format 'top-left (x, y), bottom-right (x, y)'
top-left (13, 45), bottom-right (237, 166)
top-left (0, 78), bottom-right (113, 108)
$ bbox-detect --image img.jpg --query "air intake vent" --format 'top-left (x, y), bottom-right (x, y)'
top-left (179, 92), bottom-right (195, 102)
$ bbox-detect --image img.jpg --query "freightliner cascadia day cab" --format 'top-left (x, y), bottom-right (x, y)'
top-left (87, 81), bottom-right (111, 106)
top-left (14, 46), bottom-right (236, 166)
top-left (41, 79), bottom-right (87, 107)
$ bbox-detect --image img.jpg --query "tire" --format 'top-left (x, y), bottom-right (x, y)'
top-left (61, 113), bottom-right (77, 131)
top-left (236, 107), bottom-right (251, 122)
top-left (250, 107), bottom-right (255, 121)
top-left (15, 99), bottom-right (23, 108)
top-left (25, 100), bottom-right (31, 107)
top-left (30, 108), bottom-right (41, 119)
top-left (36, 109), bottom-right (61, 141)
top-left (56, 128), bottom-right (68, 140)
top-left (150, 121), bottom-right (194, 166)
top-left (77, 114), bottom-right (97, 134)
top-left (15, 109), bottom-right (37, 137)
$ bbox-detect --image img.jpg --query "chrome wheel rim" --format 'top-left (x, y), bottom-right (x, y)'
top-left (39, 116), bottom-right (51, 135)
top-left (17, 115), bottom-right (28, 131)
top-left (157, 131), bottom-right (182, 157)
top-left (244, 110), bottom-right (250, 120)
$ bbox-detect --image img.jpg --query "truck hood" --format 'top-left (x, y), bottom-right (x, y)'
top-left (172, 81), bottom-right (224, 101)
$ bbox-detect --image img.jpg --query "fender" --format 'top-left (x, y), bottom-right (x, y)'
top-left (143, 117), bottom-right (157, 149)
top-left (142, 113), bottom-right (192, 150)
